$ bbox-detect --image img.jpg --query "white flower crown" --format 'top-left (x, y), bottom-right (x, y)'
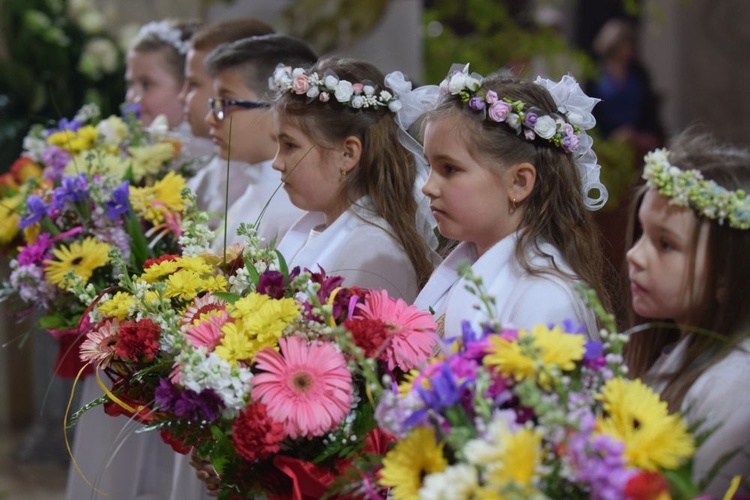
top-left (439, 64), bottom-right (607, 211)
top-left (269, 64), bottom-right (403, 113)
top-left (643, 148), bottom-right (750, 230)
top-left (137, 21), bottom-right (189, 55)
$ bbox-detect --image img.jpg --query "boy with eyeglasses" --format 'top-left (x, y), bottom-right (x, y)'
top-left (204, 34), bottom-right (317, 249)
top-left (178, 18), bottom-right (274, 227)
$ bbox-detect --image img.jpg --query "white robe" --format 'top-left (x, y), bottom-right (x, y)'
top-left (414, 233), bottom-right (598, 339)
top-left (210, 159), bottom-right (303, 251)
top-left (187, 157), bottom-right (258, 231)
top-left (646, 338), bottom-right (750, 497)
top-left (277, 199), bottom-right (419, 303)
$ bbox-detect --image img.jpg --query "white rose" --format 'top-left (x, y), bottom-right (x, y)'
top-left (334, 80), bottom-right (354, 103)
top-left (388, 100), bottom-right (403, 113)
top-left (292, 67), bottom-right (305, 77)
top-left (533, 115), bottom-right (557, 139)
top-left (350, 95), bottom-right (364, 109)
top-left (306, 86), bottom-right (320, 99)
top-left (363, 85), bottom-right (375, 96)
top-left (465, 75), bottom-right (482, 91)
top-left (506, 113), bottom-right (522, 132)
top-left (566, 111), bottom-right (583, 127)
top-left (448, 73), bottom-right (468, 94)
top-left (324, 74), bottom-right (339, 89)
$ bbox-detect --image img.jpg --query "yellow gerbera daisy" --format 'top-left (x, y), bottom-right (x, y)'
top-left (97, 291), bottom-right (134, 320)
top-left (596, 378), bottom-right (694, 471)
top-left (128, 142), bottom-right (177, 182)
top-left (44, 237), bottom-right (111, 287)
top-left (483, 324), bottom-right (586, 385)
top-left (129, 172), bottom-right (186, 224)
top-left (380, 426), bottom-right (448, 500)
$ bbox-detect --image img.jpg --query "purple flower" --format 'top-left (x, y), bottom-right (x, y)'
top-left (583, 340), bottom-right (606, 370)
top-left (45, 118), bottom-right (82, 137)
top-left (563, 133), bottom-right (580, 153)
top-left (154, 377), bottom-right (180, 412)
top-left (468, 97), bottom-right (486, 111)
top-left (523, 112), bottom-right (538, 127)
top-left (487, 101), bottom-right (512, 122)
top-left (121, 102), bottom-right (141, 120)
top-left (257, 269), bottom-right (287, 299)
top-left (485, 90), bottom-right (499, 104)
top-left (154, 378), bottom-right (224, 422)
top-left (18, 195), bottom-right (48, 228)
top-left (523, 129), bottom-right (536, 141)
top-left (16, 233), bottom-right (52, 266)
top-left (417, 363), bottom-right (462, 411)
top-left (42, 146), bottom-right (73, 183)
top-left (51, 174), bottom-right (89, 210)
top-left (105, 181), bottom-right (131, 219)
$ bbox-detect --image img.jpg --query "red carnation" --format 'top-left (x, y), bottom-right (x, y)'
top-left (143, 254), bottom-right (180, 269)
top-left (115, 318), bottom-right (161, 362)
top-left (344, 317), bottom-right (390, 358)
top-left (231, 402), bottom-right (285, 463)
top-left (624, 471), bottom-right (669, 500)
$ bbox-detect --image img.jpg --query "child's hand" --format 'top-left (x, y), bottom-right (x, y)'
top-left (189, 448), bottom-right (220, 497)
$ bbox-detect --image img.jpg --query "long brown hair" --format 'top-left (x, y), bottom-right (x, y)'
top-left (424, 72), bottom-right (613, 313)
top-left (273, 57), bottom-right (434, 287)
top-left (624, 132), bottom-right (750, 411)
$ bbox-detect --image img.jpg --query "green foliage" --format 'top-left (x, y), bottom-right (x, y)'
top-left (0, 0), bottom-right (125, 171)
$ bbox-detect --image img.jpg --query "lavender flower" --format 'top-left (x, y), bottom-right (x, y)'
top-left (51, 174), bottom-right (89, 210)
top-left (468, 96), bottom-right (486, 111)
top-left (18, 195), bottom-right (48, 228)
top-left (42, 146), bottom-right (73, 183)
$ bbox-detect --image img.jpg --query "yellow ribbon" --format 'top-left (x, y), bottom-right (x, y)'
top-left (64, 364), bottom-right (108, 497)
top-left (326, 286), bottom-right (344, 328)
top-left (722, 476), bottom-right (742, 500)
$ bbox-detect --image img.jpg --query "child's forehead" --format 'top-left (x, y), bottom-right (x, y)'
top-left (640, 189), bottom-right (699, 231)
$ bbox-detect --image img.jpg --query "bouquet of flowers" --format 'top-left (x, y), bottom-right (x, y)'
top-left (76, 224), bottom-right (439, 499)
top-left (0, 103), bottom-right (195, 377)
top-left (372, 274), bottom-right (701, 500)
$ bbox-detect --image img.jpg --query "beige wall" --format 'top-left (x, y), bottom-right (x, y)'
top-left (642, 0), bottom-right (750, 146)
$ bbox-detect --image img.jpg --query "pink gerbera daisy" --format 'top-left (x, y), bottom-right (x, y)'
top-left (180, 293), bottom-right (227, 328)
top-left (80, 319), bottom-right (120, 368)
top-left (184, 311), bottom-right (230, 350)
top-left (251, 336), bottom-right (353, 439)
top-left (353, 289), bottom-right (438, 372)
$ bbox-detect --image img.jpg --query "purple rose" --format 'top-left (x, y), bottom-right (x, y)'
top-left (485, 90), bottom-right (499, 104)
top-left (487, 101), bottom-right (512, 122)
top-left (468, 96), bottom-right (486, 111)
top-left (523, 112), bottom-right (538, 127)
top-left (523, 129), bottom-right (536, 141)
top-left (563, 133), bottom-right (580, 153)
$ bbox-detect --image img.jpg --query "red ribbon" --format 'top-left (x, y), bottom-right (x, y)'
top-left (48, 315), bottom-right (93, 379)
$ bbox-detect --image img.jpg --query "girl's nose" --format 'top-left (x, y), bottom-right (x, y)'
top-left (626, 235), bottom-right (645, 270)
top-left (421, 170), bottom-right (438, 199)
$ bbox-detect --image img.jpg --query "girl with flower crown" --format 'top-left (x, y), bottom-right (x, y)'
top-left (625, 132), bottom-right (750, 496)
top-left (270, 57), bottom-right (437, 302)
top-left (414, 67), bottom-right (612, 339)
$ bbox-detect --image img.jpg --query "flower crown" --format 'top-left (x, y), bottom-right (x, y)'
top-left (439, 64), bottom-right (607, 211)
top-left (270, 64), bottom-right (403, 113)
top-left (643, 148), bottom-right (750, 230)
top-left (137, 21), bottom-right (189, 55)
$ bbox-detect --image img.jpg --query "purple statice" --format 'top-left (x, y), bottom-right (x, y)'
top-left (155, 378), bottom-right (224, 422)
top-left (18, 195), bottom-right (48, 228)
top-left (94, 225), bottom-right (131, 263)
top-left (566, 411), bottom-right (634, 500)
top-left (104, 181), bottom-right (131, 219)
top-left (41, 146), bottom-right (73, 183)
top-left (16, 233), bottom-right (52, 266)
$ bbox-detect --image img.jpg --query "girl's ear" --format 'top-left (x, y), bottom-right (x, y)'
top-left (341, 135), bottom-right (362, 174)
top-left (507, 162), bottom-right (536, 203)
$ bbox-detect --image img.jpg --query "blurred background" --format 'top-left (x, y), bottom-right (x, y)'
top-left (0, 0), bottom-right (749, 497)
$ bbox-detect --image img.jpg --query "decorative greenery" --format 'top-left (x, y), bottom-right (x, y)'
top-left (0, 0), bottom-right (125, 171)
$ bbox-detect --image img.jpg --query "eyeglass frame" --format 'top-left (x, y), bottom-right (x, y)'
top-left (208, 97), bottom-right (269, 121)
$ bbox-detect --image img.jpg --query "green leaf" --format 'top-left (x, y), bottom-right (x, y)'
top-left (213, 292), bottom-right (241, 305)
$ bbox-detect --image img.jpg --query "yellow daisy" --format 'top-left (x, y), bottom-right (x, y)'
top-left (128, 142), bottom-right (177, 182)
top-left (484, 427), bottom-right (542, 491)
top-left (97, 291), bottom-right (134, 320)
top-left (379, 426), bottom-right (447, 500)
top-left (47, 126), bottom-right (98, 153)
top-left (164, 269), bottom-right (208, 301)
top-left (44, 237), bottom-right (111, 287)
top-left (214, 322), bottom-right (257, 365)
top-left (483, 324), bottom-right (586, 385)
top-left (596, 378), bottom-right (694, 471)
top-left (129, 172), bottom-right (186, 224)
top-left (0, 194), bottom-right (22, 244)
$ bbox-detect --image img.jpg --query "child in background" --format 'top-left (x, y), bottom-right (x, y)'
top-left (625, 133), bottom-right (750, 496)
top-left (271, 57), bottom-right (436, 302)
top-left (125, 19), bottom-right (201, 130)
top-left (180, 17), bottom-right (275, 222)
top-left (414, 67), bottom-right (611, 338)
top-left (204, 34), bottom-right (317, 250)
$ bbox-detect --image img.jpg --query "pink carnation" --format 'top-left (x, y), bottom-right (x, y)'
top-left (251, 336), bottom-right (353, 439)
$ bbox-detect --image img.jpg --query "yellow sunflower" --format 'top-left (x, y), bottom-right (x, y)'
top-left (44, 237), bottom-right (112, 287)
top-left (483, 324), bottom-right (586, 386)
top-left (129, 172), bottom-right (186, 224)
top-left (379, 426), bottom-right (448, 500)
top-left (596, 378), bottom-right (694, 471)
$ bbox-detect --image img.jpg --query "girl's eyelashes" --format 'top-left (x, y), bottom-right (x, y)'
top-left (658, 237), bottom-right (673, 252)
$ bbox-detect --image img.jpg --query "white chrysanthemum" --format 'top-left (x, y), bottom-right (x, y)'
top-left (419, 464), bottom-right (479, 500)
top-left (463, 410), bottom-right (519, 465)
